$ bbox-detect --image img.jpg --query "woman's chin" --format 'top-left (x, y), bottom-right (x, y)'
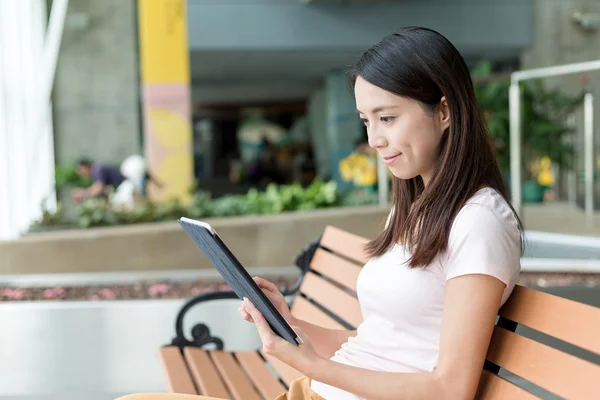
top-left (389, 168), bottom-right (419, 181)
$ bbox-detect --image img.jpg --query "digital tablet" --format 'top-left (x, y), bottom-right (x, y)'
top-left (178, 217), bottom-right (302, 346)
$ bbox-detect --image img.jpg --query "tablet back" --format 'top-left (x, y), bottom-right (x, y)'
top-left (178, 217), bottom-right (300, 346)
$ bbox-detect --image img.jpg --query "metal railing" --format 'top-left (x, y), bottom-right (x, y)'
top-left (510, 60), bottom-right (600, 217)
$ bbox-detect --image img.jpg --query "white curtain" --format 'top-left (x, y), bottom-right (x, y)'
top-left (0, 0), bottom-right (67, 240)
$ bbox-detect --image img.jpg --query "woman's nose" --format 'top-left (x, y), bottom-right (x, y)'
top-left (369, 134), bottom-right (388, 149)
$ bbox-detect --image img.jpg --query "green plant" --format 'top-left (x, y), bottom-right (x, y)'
top-left (54, 162), bottom-right (92, 190)
top-left (30, 198), bottom-right (64, 227)
top-left (340, 189), bottom-right (379, 207)
top-left (41, 179), bottom-right (371, 230)
top-left (472, 60), bottom-right (583, 178)
top-left (77, 198), bottom-right (112, 228)
top-left (154, 198), bottom-right (187, 221)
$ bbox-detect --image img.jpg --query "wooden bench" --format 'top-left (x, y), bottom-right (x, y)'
top-left (160, 226), bottom-right (600, 399)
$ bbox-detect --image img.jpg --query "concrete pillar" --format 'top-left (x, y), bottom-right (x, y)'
top-left (137, 0), bottom-right (194, 203)
top-left (52, 0), bottom-right (141, 165)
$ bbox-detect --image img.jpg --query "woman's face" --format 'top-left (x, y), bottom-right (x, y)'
top-left (354, 76), bottom-right (450, 185)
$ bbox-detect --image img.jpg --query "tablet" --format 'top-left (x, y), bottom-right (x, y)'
top-left (178, 217), bottom-right (302, 346)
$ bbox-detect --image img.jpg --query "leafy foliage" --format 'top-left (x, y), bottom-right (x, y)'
top-left (54, 162), bottom-right (92, 189)
top-left (473, 60), bottom-right (583, 177)
top-left (34, 180), bottom-right (376, 229)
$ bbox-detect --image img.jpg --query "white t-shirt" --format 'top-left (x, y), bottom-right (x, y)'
top-left (311, 188), bottom-right (522, 399)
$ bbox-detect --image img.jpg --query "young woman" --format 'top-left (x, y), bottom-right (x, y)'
top-left (120, 26), bottom-right (522, 400)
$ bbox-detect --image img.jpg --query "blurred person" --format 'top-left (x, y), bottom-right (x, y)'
top-left (72, 156), bottom-right (163, 206)
top-left (71, 158), bottom-right (125, 203)
top-left (118, 26), bottom-right (523, 400)
top-left (110, 155), bottom-right (164, 208)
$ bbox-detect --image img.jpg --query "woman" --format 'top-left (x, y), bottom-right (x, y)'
top-left (120, 26), bottom-right (522, 400)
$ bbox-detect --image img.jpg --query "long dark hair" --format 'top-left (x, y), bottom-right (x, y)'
top-left (350, 27), bottom-right (522, 267)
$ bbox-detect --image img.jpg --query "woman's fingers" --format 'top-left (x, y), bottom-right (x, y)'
top-left (238, 303), bottom-right (254, 323)
top-left (243, 297), bottom-right (275, 341)
top-left (253, 277), bottom-right (279, 293)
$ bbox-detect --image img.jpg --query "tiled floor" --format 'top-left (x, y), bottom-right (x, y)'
top-left (523, 202), bottom-right (600, 236)
top-left (0, 298), bottom-right (261, 400)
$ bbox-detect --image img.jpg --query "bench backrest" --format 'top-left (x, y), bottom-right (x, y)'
top-left (290, 226), bottom-right (366, 330)
top-left (290, 226), bottom-right (600, 400)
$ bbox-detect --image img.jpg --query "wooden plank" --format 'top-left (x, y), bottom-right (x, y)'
top-left (476, 370), bottom-right (540, 400)
top-left (182, 348), bottom-right (229, 398)
top-left (290, 296), bottom-right (347, 330)
top-left (500, 285), bottom-right (600, 355)
top-left (158, 347), bottom-right (198, 394)
top-left (320, 226), bottom-right (370, 264)
top-left (260, 351), bottom-right (304, 387)
top-left (487, 327), bottom-right (600, 400)
top-left (210, 351), bottom-right (262, 400)
top-left (300, 272), bottom-right (363, 328)
top-left (236, 351), bottom-right (286, 399)
top-left (310, 248), bottom-right (362, 292)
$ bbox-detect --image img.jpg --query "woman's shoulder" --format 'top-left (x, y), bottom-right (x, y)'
top-left (456, 187), bottom-right (520, 230)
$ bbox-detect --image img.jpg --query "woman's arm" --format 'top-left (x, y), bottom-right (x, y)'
top-left (291, 317), bottom-right (357, 360)
top-left (244, 273), bottom-right (505, 400)
top-left (306, 274), bottom-right (505, 400)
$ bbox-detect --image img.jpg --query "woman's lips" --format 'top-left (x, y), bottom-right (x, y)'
top-left (382, 153), bottom-right (402, 165)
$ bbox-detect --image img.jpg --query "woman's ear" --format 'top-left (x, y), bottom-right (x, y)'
top-left (439, 96), bottom-right (451, 132)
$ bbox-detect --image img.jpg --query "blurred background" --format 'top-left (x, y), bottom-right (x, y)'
top-left (0, 0), bottom-right (599, 399)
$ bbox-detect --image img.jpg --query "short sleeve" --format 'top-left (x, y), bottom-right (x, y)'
top-left (445, 204), bottom-right (521, 288)
top-left (92, 165), bottom-right (108, 184)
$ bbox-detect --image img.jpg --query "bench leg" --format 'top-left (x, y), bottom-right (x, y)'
top-left (115, 394), bottom-right (226, 400)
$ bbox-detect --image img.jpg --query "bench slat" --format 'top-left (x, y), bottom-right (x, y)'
top-left (320, 226), bottom-right (369, 264)
top-left (182, 347), bottom-right (229, 398)
top-left (476, 370), bottom-right (540, 399)
top-left (290, 296), bottom-right (347, 330)
top-left (158, 347), bottom-right (198, 394)
top-left (487, 327), bottom-right (600, 400)
top-left (499, 285), bottom-right (600, 355)
top-left (210, 351), bottom-right (262, 400)
top-left (236, 351), bottom-right (286, 399)
top-left (260, 351), bottom-right (304, 387)
top-left (300, 272), bottom-right (363, 328)
top-left (310, 248), bottom-right (362, 292)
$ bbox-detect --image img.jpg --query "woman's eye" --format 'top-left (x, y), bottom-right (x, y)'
top-left (361, 118), bottom-right (369, 126)
top-left (380, 116), bottom-right (395, 123)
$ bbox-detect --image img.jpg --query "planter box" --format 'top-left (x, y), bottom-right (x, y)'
top-left (0, 206), bottom-right (390, 275)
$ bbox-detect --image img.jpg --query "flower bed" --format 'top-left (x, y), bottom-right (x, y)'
top-left (0, 276), bottom-right (297, 302)
top-left (31, 180), bottom-right (379, 231)
top-left (1, 273), bottom-right (598, 302)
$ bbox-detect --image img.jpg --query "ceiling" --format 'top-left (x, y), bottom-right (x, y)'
top-left (190, 49), bottom-right (363, 83)
top-left (190, 49), bottom-right (363, 105)
top-left (299, 0), bottom-right (403, 4)
top-left (190, 49), bottom-right (519, 105)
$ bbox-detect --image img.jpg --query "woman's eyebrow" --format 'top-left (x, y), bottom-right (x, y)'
top-left (356, 105), bottom-right (400, 114)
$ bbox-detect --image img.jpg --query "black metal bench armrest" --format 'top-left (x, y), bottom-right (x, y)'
top-left (169, 233), bottom-right (322, 350)
top-left (170, 290), bottom-right (239, 350)
top-left (281, 234), bottom-right (321, 297)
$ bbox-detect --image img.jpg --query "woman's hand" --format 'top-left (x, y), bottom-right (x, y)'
top-left (238, 277), bottom-right (295, 325)
top-left (241, 297), bottom-right (323, 374)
